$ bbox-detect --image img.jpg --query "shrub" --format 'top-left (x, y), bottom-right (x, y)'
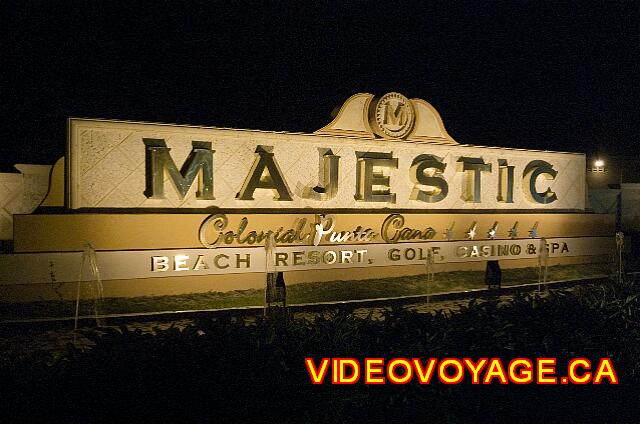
top-left (1, 280), bottom-right (639, 422)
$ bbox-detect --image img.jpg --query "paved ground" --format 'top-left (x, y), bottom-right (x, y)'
top-left (0, 288), bottom-right (542, 361)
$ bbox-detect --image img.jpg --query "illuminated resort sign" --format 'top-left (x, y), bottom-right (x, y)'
top-left (66, 92), bottom-right (585, 211)
top-left (0, 92), bottom-right (612, 301)
top-left (198, 213), bottom-right (541, 248)
top-left (0, 236), bottom-right (613, 285)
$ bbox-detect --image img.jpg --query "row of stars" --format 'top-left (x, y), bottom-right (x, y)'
top-left (443, 221), bottom-right (539, 241)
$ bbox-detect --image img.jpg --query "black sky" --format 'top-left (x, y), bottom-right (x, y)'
top-left (1, 0), bottom-right (637, 169)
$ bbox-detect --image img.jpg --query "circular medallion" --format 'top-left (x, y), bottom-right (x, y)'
top-left (372, 92), bottom-right (415, 139)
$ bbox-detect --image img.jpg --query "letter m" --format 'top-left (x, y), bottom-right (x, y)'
top-left (144, 138), bottom-right (214, 200)
top-left (383, 102), bottom-right (407, 126)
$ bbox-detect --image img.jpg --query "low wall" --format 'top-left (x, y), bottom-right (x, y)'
top-left (0, 254), bottom-right (610, 302)
top-left (0, 211), bottom-right (616, 302)
top-left (0, 164), bottom-right (51, 242)
top-left (621, 184), bottom-right (640, 231)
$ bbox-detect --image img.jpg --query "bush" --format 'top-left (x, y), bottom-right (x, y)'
top-left (1, 280), bottom-right (639, 422)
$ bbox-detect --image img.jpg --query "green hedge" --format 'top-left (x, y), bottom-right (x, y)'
top-left (0, 278), bottom-right (638, 422)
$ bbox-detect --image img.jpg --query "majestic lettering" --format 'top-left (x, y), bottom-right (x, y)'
top-left (523, 160), bottom-right (558, 204)
top-left (237, 145), bottom-right (293, 201)
top-left (140, 141), bottom-right (566, 208)
top-left (301, 148), bottom-right (340, 201)
top-left (354, 151), bottom-right (398, 203)
top-left (143, 138), bottom-right (214, 200)
top-left (497, 159), bottom-right (514, 203)
top-left (457, 157), bottom-right (492, 203)
top-left (409, 154), bottom-right (448, 203)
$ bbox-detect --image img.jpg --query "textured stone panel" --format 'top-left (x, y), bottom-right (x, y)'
top-left (68, 119), bottom-right (587, 211)
top-left (0, 165), bottom-right (51, 240)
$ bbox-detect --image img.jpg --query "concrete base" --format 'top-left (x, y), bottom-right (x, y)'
top-left (0, 254), bottom-right (608, 302)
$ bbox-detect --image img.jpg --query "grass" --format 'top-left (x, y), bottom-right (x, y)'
top-left (0, 262), bottom-right (610, 319)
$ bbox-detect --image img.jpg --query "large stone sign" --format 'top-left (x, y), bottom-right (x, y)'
top-left (0, 92), bottom-right (614, 301)
top-left (66, 93), bottom-right (585, 211)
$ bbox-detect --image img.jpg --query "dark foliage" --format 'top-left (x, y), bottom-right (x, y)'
top-left (1, 281), bottom-right (639, 423)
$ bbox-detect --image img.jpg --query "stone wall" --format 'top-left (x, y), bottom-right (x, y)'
top-left (0, 165), bottom-right (51, 241)
top-left (587, 184), bottom-right (640, 232)
top-left (621, 184), bottom-right (640, 231)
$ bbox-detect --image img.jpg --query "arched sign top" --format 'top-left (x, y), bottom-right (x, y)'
top-left (371, 92), bottom-right (416, 139)
top-left (316, 92), bottom-right (458, 144)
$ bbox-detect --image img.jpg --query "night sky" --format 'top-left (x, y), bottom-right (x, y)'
top-left (1, 1), bottom-right (637, 170)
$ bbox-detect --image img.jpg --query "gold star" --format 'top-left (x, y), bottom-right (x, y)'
top-left (487, 222), bottom-right (498, 239)
top-left (466, 222), bottom-right (477, 240)
top-left (443, 222), bottom-right (455, 241)
top-left (508, 222), bottom-right (519, 239)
